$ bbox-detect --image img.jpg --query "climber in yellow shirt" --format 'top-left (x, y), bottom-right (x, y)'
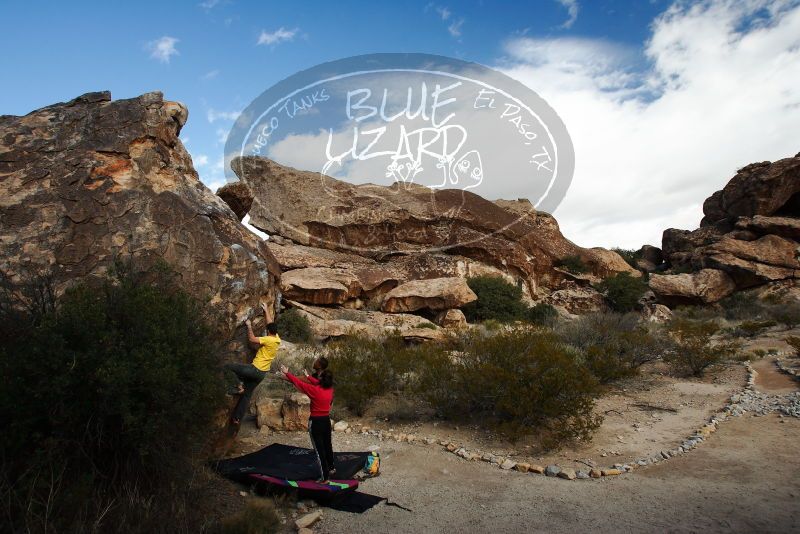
top-left (225, 302), bottom-right (281, 426)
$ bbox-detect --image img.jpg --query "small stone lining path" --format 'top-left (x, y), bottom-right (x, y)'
top-left (337, 359), bottom-right (800, 481)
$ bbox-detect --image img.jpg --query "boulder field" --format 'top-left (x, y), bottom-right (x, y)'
top-left (648, 152), bottom-right (800, 305)
top-left (218, 154), bottom-right (640, 331)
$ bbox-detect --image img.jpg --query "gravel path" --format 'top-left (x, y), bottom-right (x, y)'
top-left (316, 413), bottom-right (800, 533)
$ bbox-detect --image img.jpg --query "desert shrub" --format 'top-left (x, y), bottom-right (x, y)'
top-left (556, 254), bottom-right (588, 274)
top-left (666, 318), bottom-right (739, 376)
top-left (719, 292), bottom-right (767, 321)
top-left (671, 304), bottom-right (719, 321)
top-left (768, 301), bottom-right (800, 329)
top-left (786, 336), bottom-right (800, 357)
top-left (557, 312), bottom-right (671, 383)
top-left (594, 272), bottom-right (648, 312)
top-left (325, 335), bottom-right (415, 415)
top-left (482, 319), bottom-right (503, 331)
top-left (556, 311), bottom-right (640, 350)
top-left (0, 263), bottom-right (226, 533)
top-left (462, 276), bottom-right (527, 323)
top-left (276, 308), bottom-right (313, 343)
top-left (581, 328), bottom-right (671, 383)
top-left (220, 499), bottom-right (281, 534)
top-left (418, 322), bottom-right (438, 330)
top-left (612, 248), bottom-right (642, 269)
top-left (416, 329), bottom-right (601, 444)
top-left (733, 319), bottom-right (777, 338)
top-left (525, 302), bottom-right (558, 327)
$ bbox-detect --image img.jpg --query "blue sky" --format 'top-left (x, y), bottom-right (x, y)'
top-left (2, 0), bottom-right (799, 249)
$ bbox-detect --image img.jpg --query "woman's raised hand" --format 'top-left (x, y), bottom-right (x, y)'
top-left (280, 365), bottom-right (289, 375)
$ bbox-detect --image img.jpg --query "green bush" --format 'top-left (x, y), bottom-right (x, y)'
top-left (594, 272), bottom-right (648, 312)
top-left (0, 263), bottom-right (226, 533)
top-left (525, 302), bottom-right (558, 327)
top-left (556, 254), bottom-right (588, 274)
top-left (482, 319), bottom-right (503, 331)
top-left (666, 318), bottom-right (739, 376)
top-left (416, 329), bottom-right (602, 444)
top-left (325, 335), bottom-right (413, 415)
top-left (719, 292), bottom-right (767, 321)
top-left (220, 499), bottom-right (281, 534)
top-left (276, 308), bottom-right (313, 343)
top-left (462, 276), bottom-right (527, 323)
top-left (611, 248), bottom-right (642, 269)
top-left (786, 336), bottom-right (800, 357)
top-left (671, 304), bottom-right (720, 322)
top-left (768, 301), bottom-right (800, 329)
top-left (557, 312), bottom-right (670, 383)
top-left (734, 319), bottom-right (777, 338)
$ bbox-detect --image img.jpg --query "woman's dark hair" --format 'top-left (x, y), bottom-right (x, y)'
top-left (313, 357), bottom-right (329, 371)
top-left (319, 369), bottom-right (334, 389)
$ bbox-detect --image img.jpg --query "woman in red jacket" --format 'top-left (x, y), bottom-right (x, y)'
top-left (279, 363), bottom-right (335, 482)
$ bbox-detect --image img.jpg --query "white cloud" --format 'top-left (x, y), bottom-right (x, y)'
top-left (207, 108), bottom-right (240, 123)
top-left (427, 4), bottom-right (464, 38)
top-left (147, 36), bottom-right (179, 64)
top-left (202, 69), bottom-right (220, 80)
top-left (199, 0), bottom-right (220, 9)
top-left (193, 154), bottom-right (209, 167)
top-left (257, 27), bottom-right (298, 46)
top-left (556, 0), bottom-right (580, 29)
top-left (448, 18), bottom-right (465, 37)
top-left (499, 0), bottom-right (800, 249)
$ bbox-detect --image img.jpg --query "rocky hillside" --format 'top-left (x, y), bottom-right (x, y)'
top-left (647, 152), bottom-right (800, 306)
top-left (216, 155), bottom-right (639, 336)
top-left (0, 91), bottom-right (281, 342)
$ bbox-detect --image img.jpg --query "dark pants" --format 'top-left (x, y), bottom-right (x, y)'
top-left (225, 363), bottom-right (266, 423)
top-left (308, 416), bottom-right (334, 479)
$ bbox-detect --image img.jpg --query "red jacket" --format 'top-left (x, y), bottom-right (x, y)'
top-left (286, 372), bottom-right (333, 417)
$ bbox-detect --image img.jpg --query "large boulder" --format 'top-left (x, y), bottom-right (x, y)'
top-left (0, 91), bottom-right (280, 338)
top-left (381, 277), bottom-right (477, 313)
top-left (700, 154), bottom-right (800, 228)
top-left (233, 156), bottom-right (638, 298)
top-left (659, 150), bottom-right (800, 296)
top-left (435, 308), bottom-right (468, 329)
top-left (216, 181), bottom-right (253, 221)
top-left (281, 392), bottom-right (311, 431)
top-left (545, 285), bottom-right (608, 315)
top-left (734, 215), bottom-right (800, 240)
top-left (649, 269), bottom-right (737, 305)
top-left (287, 300), bottom-right (444, 341)
top-left (280, 267), bottom-right (362, 305)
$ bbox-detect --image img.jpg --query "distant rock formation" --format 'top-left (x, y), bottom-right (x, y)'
top-left (217, 155), bottom-right (637, 324)
top-left (652, 152), bottom-right (800, 304)
top-left (0, 91), bottom-right (280, 339)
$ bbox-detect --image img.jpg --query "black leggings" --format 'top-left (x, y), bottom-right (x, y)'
top-left (225, 363), bottom-right (266, 423)
top-left (308, 416), bottom-right (334, 479)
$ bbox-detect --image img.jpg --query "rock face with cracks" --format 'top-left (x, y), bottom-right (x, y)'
top-left (0, 91), bottom-right (281, 340)
top-left (654, 151), bottom-right (800, 301)
top-left (230, 155), bottom-right (638, 302)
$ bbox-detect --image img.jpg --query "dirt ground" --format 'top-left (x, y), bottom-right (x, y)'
top-left (224, 355), bottom-right (800, 533)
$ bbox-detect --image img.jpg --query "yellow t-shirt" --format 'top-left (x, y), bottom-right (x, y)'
top-left (252, 334), bottom-right (280, 371)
